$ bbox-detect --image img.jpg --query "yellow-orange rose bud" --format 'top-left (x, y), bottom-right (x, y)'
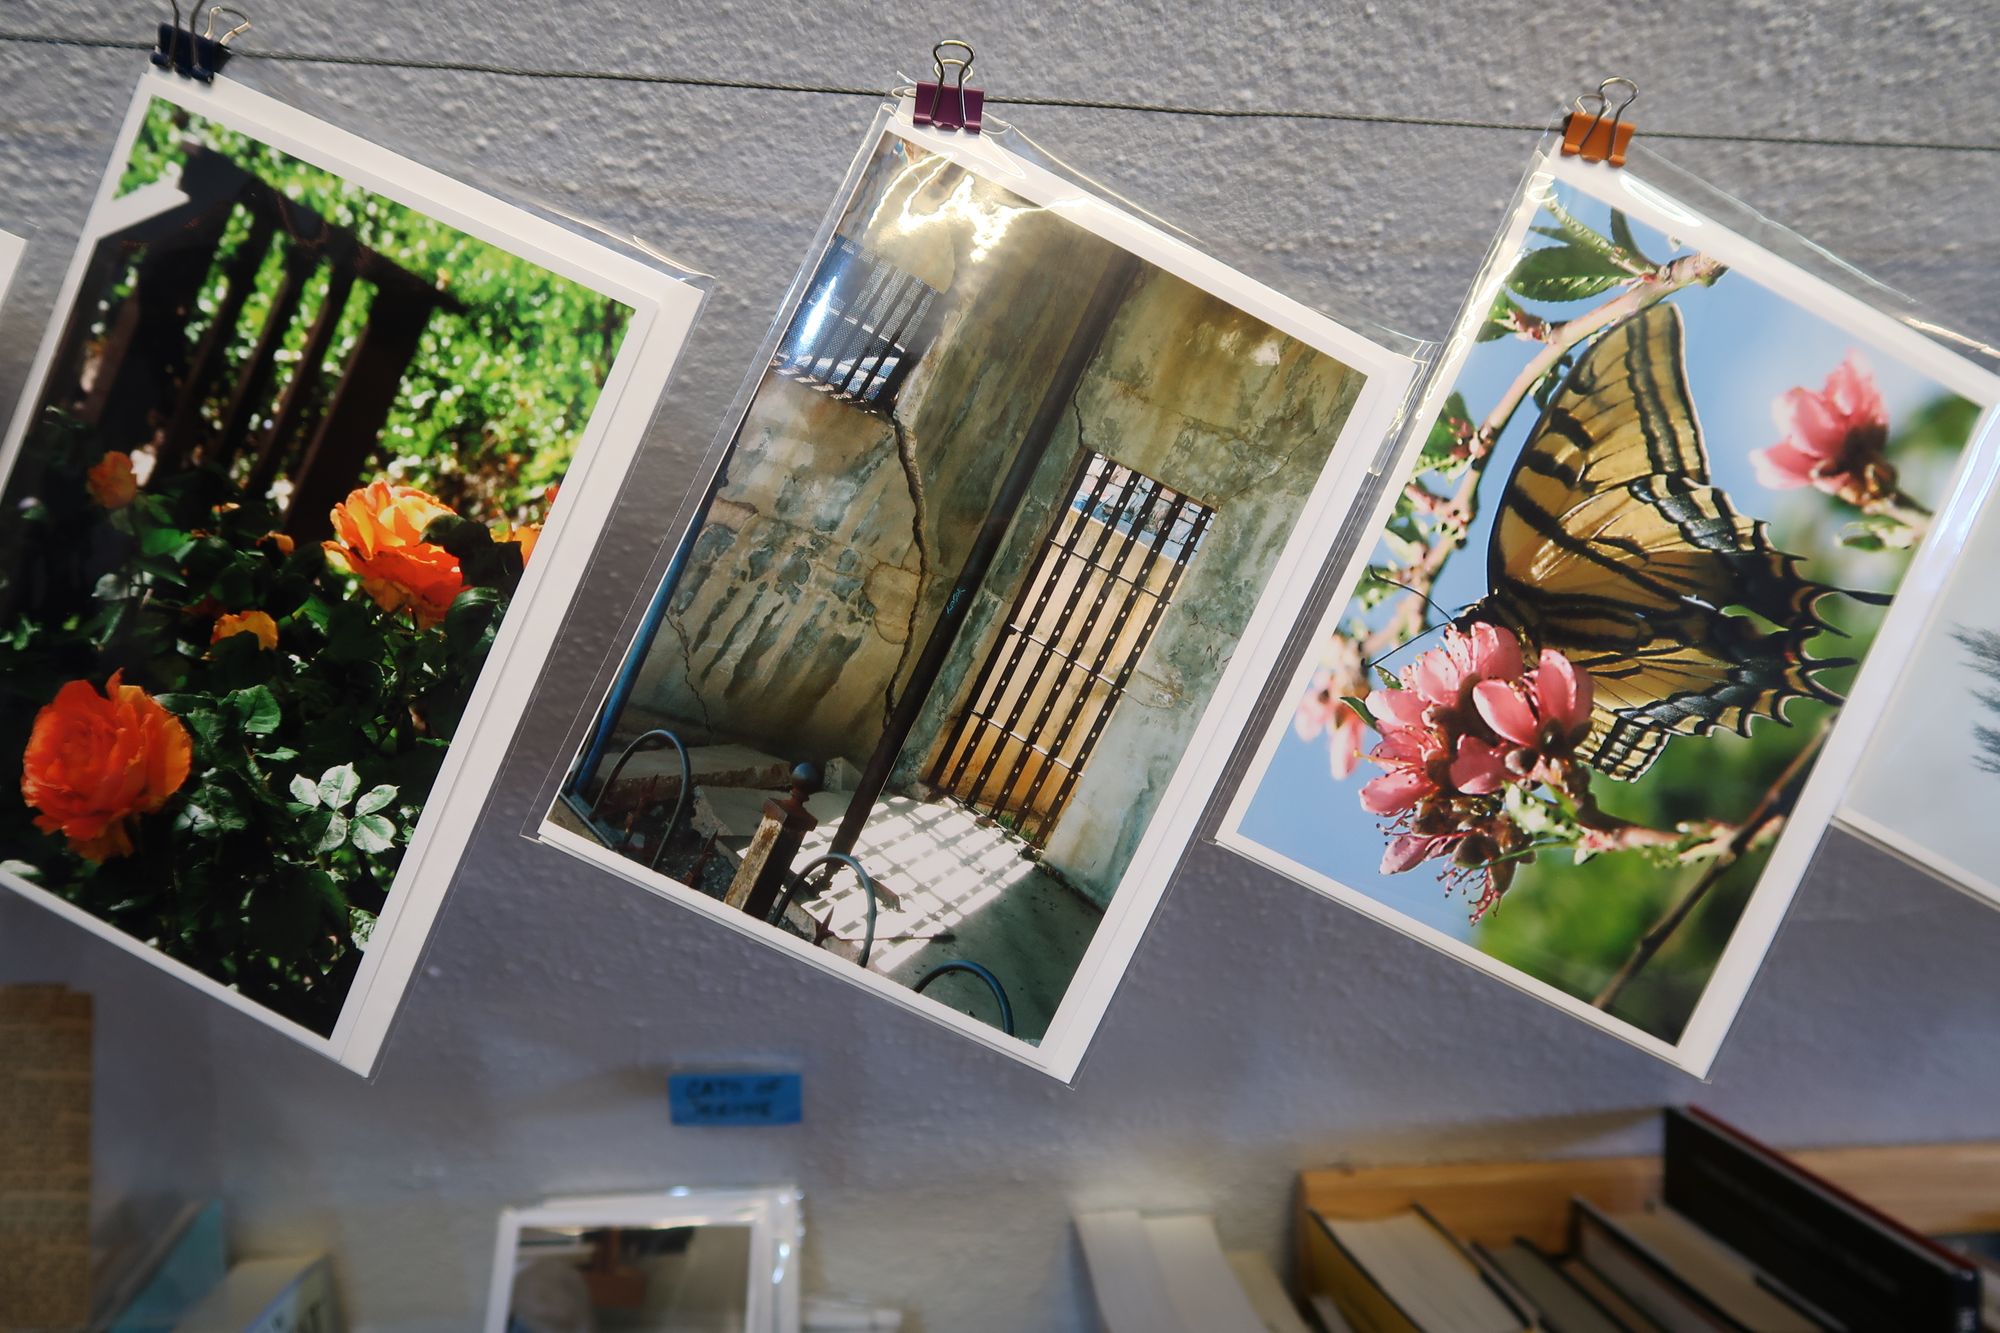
top-left (259, 531), bottom-right (296, 556)
top-left (86, 452), bottom-right (138, 509)
top-left (20, 672), bottom-right (192, 863)
top-left (321, 481), bottom-right (466, 630)
top-left (211, 610), bottom-right (279, 651)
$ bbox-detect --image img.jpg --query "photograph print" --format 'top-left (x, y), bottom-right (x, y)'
top-left (0, 71), bottom-right (699, 1072)
top-left (1843, 476), bottom-right (2000, 911)
top-left (540, 106), bottom-right (1417, 1078)
top-left (0, 228), bottom-right (22, 313)
top-left (1219, 152), bottom-right (2000, 1072)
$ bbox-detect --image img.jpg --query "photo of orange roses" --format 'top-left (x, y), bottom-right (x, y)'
top-left (0, 97), bottom-right (631, 1038)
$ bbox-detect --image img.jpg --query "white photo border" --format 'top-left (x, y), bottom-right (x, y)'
top-left (0, 70), bottom-right (704, 1075)
top-left (1215, 149), bottom-right (2000, 1077)
top-left (0, 229), bottom-right (24, 313)
top-left (536, 100), bottom-right (1422, 1084)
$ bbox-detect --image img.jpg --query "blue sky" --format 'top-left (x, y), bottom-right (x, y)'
top-left (1236, 177), bottom-right (1972, 942)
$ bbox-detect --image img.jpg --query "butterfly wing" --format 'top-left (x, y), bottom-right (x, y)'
top-left (1485, 303), bottom-right (1843, 781)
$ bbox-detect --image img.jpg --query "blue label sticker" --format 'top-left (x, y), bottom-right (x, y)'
top-left (669, 1072), bottom-right (802, 1126)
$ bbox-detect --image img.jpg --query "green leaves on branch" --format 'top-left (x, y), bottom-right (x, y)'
top-left (289, 765), bottom-right (401, 859)
top-left (1505, 244), bottom-right (1631, 303)
top-left (1503, 206), bottom-right (1658, 306)
top-left (1417, 392), bottom-right (1475, 477)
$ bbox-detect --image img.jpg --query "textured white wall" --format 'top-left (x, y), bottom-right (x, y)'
top-left (2, 3), bottom-right (1999, 1329)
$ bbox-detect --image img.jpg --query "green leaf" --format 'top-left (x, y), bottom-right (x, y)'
top-left (1609, 210), bottom-right (1657, 270)
top-left (1478, 291), bottom-right (1528, 342)
top-left (1505, 245), bottom-right (1630, 303)
top-left (317, 764), bottom-right (361, 810)
top-left (138, 523), bottom-right (190, 558)
top-left (349, 813), bottom-right (396, 854)
top-left (353, 784), bottom-right (397, 817)
top-left (175, 785), bottom-right (247, 836)
top-left (1416, 392), bottom-right (1473, 475)
top-left (289, 774), bottom-right (321, 806)
top-left (1341, 694), bottom-right (1378, 732)
top-left (225, 685), bottom-right (282, 736)
top-left (311, 810), bottom-right (350, 854)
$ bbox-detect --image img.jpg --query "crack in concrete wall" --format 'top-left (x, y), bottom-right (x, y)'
top-left (881, 410), bottom-right (930, 727)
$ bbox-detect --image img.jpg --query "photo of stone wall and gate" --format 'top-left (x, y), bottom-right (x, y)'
top-left (556, 132), bottom-right (1366, 1041)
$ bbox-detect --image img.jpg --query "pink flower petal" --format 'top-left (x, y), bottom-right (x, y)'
top-left (1473, 680), bottom-right (1540, 747)
top-left (1782, 386), bottom-right (1845, 458)
top-left (1534, 648), bottom-right (1592, 732)
top-left (1751, 440), bottom-right (1818, 490)
top-left (1369, 686), bottom-right (1428, 731)
top-left (1381, 832), bottom-right (1447, 875)
top-left (1827, 354), bottom-right (1884, 427)
top-left (1360, 767), bottom-right (1431, 815)
top-left (1466, 621), bottom-right (1524, 680)
top-left (1331, 714), bottom-right (1364, 780)
top-left (1448, 737), bottom-right (1508, 795)
top-left (1409, 650), bottom-right (1458, 708)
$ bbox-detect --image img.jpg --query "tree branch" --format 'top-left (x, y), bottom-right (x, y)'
top-left (1589, 722), bottom-right (1829, 1013)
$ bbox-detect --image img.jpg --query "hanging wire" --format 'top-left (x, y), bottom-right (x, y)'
top-left (2, 28), bottom-right (1997, 156)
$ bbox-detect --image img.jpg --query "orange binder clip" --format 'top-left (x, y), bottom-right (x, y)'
top-left (1562, 77), bottom-right (1638, 166)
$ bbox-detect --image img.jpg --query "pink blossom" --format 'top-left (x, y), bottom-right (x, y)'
top-left (1473, 648), bottom-right (1596, 783)
top-left (1751, 353), bottom-right (1895, 506)
top-left (1356, 631), bottom-right (1602, 920)
top-left (1293, 634), bottom-right (1369, 779)
top-left (1357, 623), bottom-right (1524, 815)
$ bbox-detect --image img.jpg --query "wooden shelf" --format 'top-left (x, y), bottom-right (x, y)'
top-left (1299, 1139), bottom-right (2000, 1263)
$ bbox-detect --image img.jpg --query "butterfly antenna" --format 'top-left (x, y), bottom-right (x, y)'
top-left (1369, 572), bottom-right (1457, 624)
top-left (1361, 574), bottom-right (1462, 675)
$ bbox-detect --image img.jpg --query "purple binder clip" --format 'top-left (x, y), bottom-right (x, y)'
top-left (913, 39), bottom-right (984, 134)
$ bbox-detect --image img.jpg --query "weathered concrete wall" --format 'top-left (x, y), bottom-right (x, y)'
top-left (904, 267), bottom-right (1365, 905)
top-left (627, 136), bottom-right (1123, 769)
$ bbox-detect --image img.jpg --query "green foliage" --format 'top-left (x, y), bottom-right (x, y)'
top-left (1415, 392), bottom-right (1474, 477)
top-left (0, 412), bottom-right (524, 1037)
top-left (1504, 244), bottom-right (1631, 303)
top-left (120, 96), bottom-right (631, 518)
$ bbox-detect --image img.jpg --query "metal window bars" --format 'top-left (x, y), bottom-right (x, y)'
top-left (929, 451), bottom-right (1213, 848)
top-left (771, 235), bottom-right (944, 412)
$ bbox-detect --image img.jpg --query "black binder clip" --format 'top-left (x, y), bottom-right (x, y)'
top-left (152, 3), bottom-right (251, 83)
top-left (1562, 76), bottom-right (1638, 166)
top-left (913, 40), bottom-right (984, 134)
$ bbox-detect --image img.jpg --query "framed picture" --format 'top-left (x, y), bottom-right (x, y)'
top-left (484, 1188), bottom-right (801, 1333)
top-left (537, 101), bottom-right (1421, 1081)
top-left (0, 71), bottom-right (703, 1074)
top-left (1216, 149), bottom-right (2000, 1074)
top-left (1841, 474), bottom-right (2000, 911)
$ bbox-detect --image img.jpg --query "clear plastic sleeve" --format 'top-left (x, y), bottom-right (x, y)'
top-left (520, 86), bottom-right (1435, 1084)
top-left (1206, 102), bottom-right (2000, 1078)
top-left (0, 53), bottom-right (709, 1079)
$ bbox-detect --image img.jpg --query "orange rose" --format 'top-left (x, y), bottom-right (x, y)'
top-left (86, 452), bottom-right (138, 509)
top-left (211, 610), bottom-right (279, 650)
top-left (495, 519), bottom-right (541, 564)
top-left (20, 672), bottom-right (192, 862)
top-left (321, 482), bottom-right (466, 630)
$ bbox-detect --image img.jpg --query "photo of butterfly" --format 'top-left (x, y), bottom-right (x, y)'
top-left (1473, 302), bottom-right (1848, 782)
top-left (1222, 158), bottom-right (1996, 1069)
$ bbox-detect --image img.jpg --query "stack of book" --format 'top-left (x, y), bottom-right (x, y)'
top-left (1302, 1108), bottom-right (1990, 1332)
